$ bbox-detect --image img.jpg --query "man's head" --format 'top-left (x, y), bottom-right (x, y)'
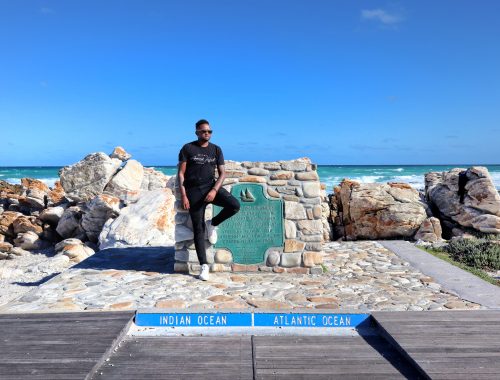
top-left (195, 119), bottom-right (212, 142)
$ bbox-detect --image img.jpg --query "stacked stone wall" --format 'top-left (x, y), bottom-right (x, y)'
top-left (174, 158), bottom-right (327, 274)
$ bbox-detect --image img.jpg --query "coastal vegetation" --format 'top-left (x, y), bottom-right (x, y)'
top-left (418, 237), bottom-right (500, 286)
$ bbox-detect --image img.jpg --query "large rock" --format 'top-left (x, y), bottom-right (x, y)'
top-left (99, 188), bottom-right (175, 249)
top-left (59, 152), bottom-right (122, 201)
top-left (333, 180), bottom-right (428, 240)
top-left (426, 167), bottom-right (500, 235)
top-left (56, 206), bottom-right (84, 239)
top-left (12, 215), bottom-right (43, 236)
top-left (39, 206), bottom-right (66, 224)
top-left (48, 181), bottom-right (66, 204)
top-left (55, 238), bottom-right (95, 263)
top-left (104, 159), bottom-right (144, 197)
top-left (109, 146), bottom-right (132, 161)
top-left (414, 217), bottom-right (443, 242)
top-left (81, 194), bottom-right (120, 242)
top-left (0, 180), bottom-right (23, 197)
top-left (0, 211), bottom-right (23, 237)
top-left (20, 178), bottom-right (49, 208)
top-left (13, 231), bottom-right (48, 250)
top-left (141, 168), bottom-right (170, 191)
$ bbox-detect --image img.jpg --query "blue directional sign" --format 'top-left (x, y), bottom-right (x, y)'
top-left (253, 313), bottom-right (370, 328)
top-left (135, 312), bottom-right (252, 327)
top-left (136, 312), bottom-right (371, 329)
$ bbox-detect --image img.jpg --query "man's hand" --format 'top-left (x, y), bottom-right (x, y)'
top-left (182, 195), bottom-right (190, 210)
top-left (204, 189), bottom-right (217, 203)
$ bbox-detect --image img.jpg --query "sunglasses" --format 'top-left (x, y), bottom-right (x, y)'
top-left (198, 129), bottom-right (213, 134)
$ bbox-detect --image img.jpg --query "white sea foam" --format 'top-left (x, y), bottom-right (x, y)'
top-left (39, 178), bottom-right (59, 188)
top-left (3, 177), bottom-right (59, 188)
top-left (353, 175), bottom-right (384, 183)
top-left (5, 178), bottom-right (21, 184)
top-left (393, 168), bottom-right (404, 172)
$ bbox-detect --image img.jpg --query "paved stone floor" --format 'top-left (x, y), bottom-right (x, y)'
top-left (1, 241), bottom-right (482, 312)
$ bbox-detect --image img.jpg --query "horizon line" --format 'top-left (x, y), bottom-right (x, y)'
top-left (1, 163), bottom-right (500, 168)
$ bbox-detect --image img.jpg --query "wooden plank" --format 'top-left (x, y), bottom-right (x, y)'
top-left (93, 336), bottom-right (254, 380)
top-left (372, 311), bottom-right (500, 380)
top-left (252, 335), bottom-right (421, 379)
top-left (0, 312), bottom-right (133, 380)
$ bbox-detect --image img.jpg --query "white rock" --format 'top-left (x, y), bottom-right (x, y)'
top-left (104, 159), bottom-right (144, 197)
top-left (175, 224), bottom-right (194, 242)
top-left (59, 152), bottom-right (122, 201)
top-left (56, 206), bottom-right (83, 239)
top-left (302, 182), bottom-right (321, 198)
top-left (284, 202), bottom-right (307, 220)
top-left (141, 168), bottom-right (170, 191)
top-left (109, 146), bottom-right (132, 161)
top-left (99, 188), bottom-right (175, 249)
top-left (81, 194), bottom-right (121, 242)
top-left (284, 220), bottom-right (297, 239)
top-left (13, 231), bottom-right (47, 250)
top-left (39, 206), bottom-right (66, 224)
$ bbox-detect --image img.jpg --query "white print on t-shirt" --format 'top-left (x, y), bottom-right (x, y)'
top-left (191, 154), bottom-right (216, 165)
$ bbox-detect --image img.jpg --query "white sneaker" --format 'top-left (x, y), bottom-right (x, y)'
top-left (206, 220), bottom-right (218, 244)
top-left (199, 264), bottom-right (210, 281)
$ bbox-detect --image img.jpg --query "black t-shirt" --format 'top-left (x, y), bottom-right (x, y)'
top-left (178, 141), bottom-right (224, 188)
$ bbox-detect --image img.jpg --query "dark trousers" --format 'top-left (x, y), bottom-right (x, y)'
top-left (186, 185), bottom-right (240, 265)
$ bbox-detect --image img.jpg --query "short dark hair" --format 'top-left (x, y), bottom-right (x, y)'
top-left (195, 119), bottom-right (210, 129)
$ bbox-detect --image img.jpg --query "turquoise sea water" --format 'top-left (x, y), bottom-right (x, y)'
top-left (2, 165), bottom-right (500, 192)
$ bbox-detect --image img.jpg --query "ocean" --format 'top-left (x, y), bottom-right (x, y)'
top-left (2, 165), bottom-right (500, 193)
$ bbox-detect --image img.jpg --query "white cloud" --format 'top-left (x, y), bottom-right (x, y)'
top-left (361, 9), bottom-right (402, 25)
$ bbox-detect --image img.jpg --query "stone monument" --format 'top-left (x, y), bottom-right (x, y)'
top-left (174, 158), bottom-right (328, 274)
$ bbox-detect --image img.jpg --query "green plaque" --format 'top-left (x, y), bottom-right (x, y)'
top-left (214, 184), bottom-right (284, 264)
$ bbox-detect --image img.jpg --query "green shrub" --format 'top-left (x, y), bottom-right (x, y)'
top-left (445, 238), bottom-right (500, 270)
top-left (469, 231), bottom-right (500, 241)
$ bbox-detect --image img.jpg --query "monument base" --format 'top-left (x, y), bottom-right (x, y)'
top-left (173, 158), bottom-right (328, 274)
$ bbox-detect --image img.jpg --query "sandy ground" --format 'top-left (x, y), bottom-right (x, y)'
top-left (0, 247), bottom-right (71, 308)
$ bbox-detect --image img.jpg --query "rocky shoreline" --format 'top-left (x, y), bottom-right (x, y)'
top-left (1, 147), bottom-right (499, 266)
top-left (1, 147), bottom-right (499, 311)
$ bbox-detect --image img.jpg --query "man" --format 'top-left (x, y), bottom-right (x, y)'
top-left (177, 119), bottom-right (240, 281)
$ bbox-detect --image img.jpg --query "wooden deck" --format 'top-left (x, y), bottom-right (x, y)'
top-left (0, 311), bottom-right (134, 380)
top-left (372, 310), bottom-right (500, 380)
top-left (94, 335), bottom-right (419, 380)
top-left (0, 310), bottom-right (499, 379)
top-left (252, 335), bottom-right (420, 379)
top-left (94, 336), bottom-right (254, 380)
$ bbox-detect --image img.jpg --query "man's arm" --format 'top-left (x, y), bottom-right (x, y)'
top-left (204, 164), bottom-right (225, 202)
top-left (177, 161), bottom-right (190, 210)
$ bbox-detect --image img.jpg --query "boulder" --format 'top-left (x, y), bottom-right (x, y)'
top-left (99, 188), bottom-right (175, 249)
top-left (81, 194), bottom-right (120, 242)
top-left (39, 206), bottom-right (66, 224)
top-left (0, 180), bottom-right (24, 196)
top-left (20, 178), bottom-right (49, 208)
top-left (59, 152), bottom-right (122, 201)
top-left (0, 241), bottom-right (13, 252)
top-left (414, 217), bottom-right (443, 242)
top-left (55, 238), bottom-right (95, 263)
top-left (0, 211), bottom-right (23, 237)
top-left (12, 215), bottom-right (43, 236)
top-left (104, 159), bottom-right (144, 197)
top-left (13, 231), bottom-right (48, 250)
top-left (48, 181), bottom-right (66, 204)
top-left (109, 146), bottom-right (132, 161)
top-left (56, 206), bottom-right (84, 239)
top-left (141, 167), bottom-right (170, 191)
top-left (333, 180), bottom-right (428, 240)
top-left (426, 166), bottom-right (500, 235)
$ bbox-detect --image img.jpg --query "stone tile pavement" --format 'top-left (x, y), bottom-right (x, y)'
top-left (0, 241), bottom-right (482, 313)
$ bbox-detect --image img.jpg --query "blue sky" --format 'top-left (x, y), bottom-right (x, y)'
top-left (1, 1), bottom-right (499, 166)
